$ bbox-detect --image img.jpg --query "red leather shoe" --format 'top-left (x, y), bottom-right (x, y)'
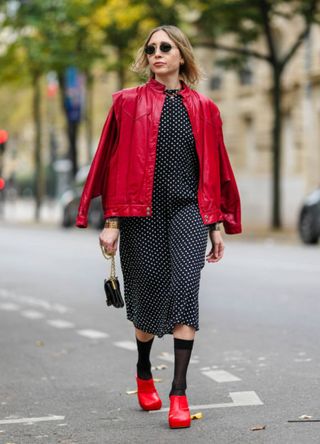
top-left (136, 375), bottom-right (162, 411)
top-left (168, 395), bottom-right (191, 428)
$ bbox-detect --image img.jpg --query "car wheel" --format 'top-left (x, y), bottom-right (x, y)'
top-left (88, 208), bottom-right (100, 229)
top-left (62, 207), bottom-right (73, 228)
top-left (299, 210), bottom-right (319, 244)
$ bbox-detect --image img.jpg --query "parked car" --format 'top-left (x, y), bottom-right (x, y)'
top-left (298, 187), bottom-right (320, 244)
top-left (60, 165), bottom-right (104, 229)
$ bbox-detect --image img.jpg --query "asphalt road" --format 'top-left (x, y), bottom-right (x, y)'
top-left (1, 223), bottom-right (319, 444)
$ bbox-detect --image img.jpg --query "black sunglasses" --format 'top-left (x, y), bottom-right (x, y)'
top-left (144, 42), bottom-right (176, 55)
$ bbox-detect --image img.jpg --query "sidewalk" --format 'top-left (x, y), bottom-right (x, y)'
top-left (0, 199), bottom-right (301, 244)
top-left (237, 225), bottom-right (301, 244)
top-left (0, 198), bottom-right (62, 226)
top-left (0, 197), bottom-right (303, 245)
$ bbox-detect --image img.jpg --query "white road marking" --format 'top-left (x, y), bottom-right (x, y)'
top-left (158, 352), bottom-right (199, 364)
top-left (77, 329), bottom-right (109, 339)
top-left (47, 319), bottom-right (75, 329)
top-left (0, 289), bottom-right (70, 314)
top-left (230, 391), bottom-right (263, 405)
top-left (201, 369), bottom-right (241, 383)
top-left (0, 415), bottom-right (65, 425)
top-left (150, 391), bottom-right (263, 413)
top-left (0, 302), bottom-right (20, 311)
top-left (113, 341), bottom-right (137, 351)
top-left (20, 310), bottom-right (45, 320)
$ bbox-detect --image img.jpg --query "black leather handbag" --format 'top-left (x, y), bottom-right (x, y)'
top-left (100, 245), bottom-right (124, 308)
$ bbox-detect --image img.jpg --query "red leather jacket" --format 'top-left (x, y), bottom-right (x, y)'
top-left (76, 78), bottom-right (241, 234)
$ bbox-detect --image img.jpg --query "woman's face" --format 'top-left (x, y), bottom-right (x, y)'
top-left (146, 30), bottom-right (184, 78)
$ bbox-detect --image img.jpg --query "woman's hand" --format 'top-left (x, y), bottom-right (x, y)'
top-left (99, 227), bottom-right (120, 255)
top-left (206, 230), bottom-right (224, 263)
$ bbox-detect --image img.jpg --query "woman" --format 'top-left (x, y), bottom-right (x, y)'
top-left (76, 25), bottom-right (241, 429)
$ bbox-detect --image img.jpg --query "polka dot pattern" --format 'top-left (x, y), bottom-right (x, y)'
top-left (119, 89), bottom-right (209, 338)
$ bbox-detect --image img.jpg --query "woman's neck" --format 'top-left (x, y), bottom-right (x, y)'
top-left (154, 75), bottom-right (181, 90)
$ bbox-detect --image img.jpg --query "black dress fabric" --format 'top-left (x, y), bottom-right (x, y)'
top-left (119, 88), bottom-right (209, 338)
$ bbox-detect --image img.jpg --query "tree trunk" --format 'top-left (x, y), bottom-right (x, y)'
top-left (85, 71), bottom-right (94, 162)
top-left (57, 71), bottom-right (79, 179)
top-left (67, 120), bottom-right (79, 178)
top-left (271, 66), bottom-right (282, 229)
top-left (116, 46), bottom-right (125, 90)
top-left (32, 72), bottom-right (44, 221)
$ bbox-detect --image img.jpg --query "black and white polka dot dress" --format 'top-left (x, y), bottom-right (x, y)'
top-left (119, 88), bottom-right (210, 338)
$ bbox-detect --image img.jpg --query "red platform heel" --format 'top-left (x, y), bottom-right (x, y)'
top-left (136, 375), bottom-right (162, 411)
top-left (168, 395), bottom-right (191, 428)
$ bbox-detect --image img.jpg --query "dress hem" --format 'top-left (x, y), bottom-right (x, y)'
top-left (127, 317), bottom-right (199, 339)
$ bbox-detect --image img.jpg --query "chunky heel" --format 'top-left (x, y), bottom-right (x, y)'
top-left (168, 395), bottom-right (191, 428)
top-left (136, 375), bottom-right (162, 411)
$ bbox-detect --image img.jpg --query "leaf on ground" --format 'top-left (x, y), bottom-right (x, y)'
top-left (299, 415), bottom-right (313, 420)
top-left (126, 390), bottom-right (137, 395)
top-left (190, 412), bottom-right (203, 420)
top-left (152, 364), bottom-right (168, 370)
top-left (250, 425), bottom-right (266, 431)
top-left (35, 340), bottom-right (44, 347)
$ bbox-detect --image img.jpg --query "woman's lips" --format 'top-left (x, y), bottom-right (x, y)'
top-left (154, 62), bottom-right (165, 66)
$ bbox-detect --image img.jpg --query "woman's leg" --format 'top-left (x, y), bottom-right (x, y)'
top-left (173, 324), bottom-right (195, 340)
top-left (170, 324), bottom-right (195, 396)
top-left (135, 327), bottom-right (155, 380)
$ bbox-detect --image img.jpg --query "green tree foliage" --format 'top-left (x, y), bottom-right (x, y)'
top-left (0, 0), bottom-right (187, 220)
top-left (92, 0), bottom-right (183, 88)
top-left (0, 0), bottom-right (104, 217)
top-left (193, 0), bottom-right (320, 229)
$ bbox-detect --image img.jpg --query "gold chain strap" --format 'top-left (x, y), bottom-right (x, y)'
top-left (100, 245), bottom-right (116, 277)
top-left (110, 254), bottom-right (116, 280)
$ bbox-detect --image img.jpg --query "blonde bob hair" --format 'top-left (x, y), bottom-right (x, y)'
top-left (131, 25), bottom-right (204, 86)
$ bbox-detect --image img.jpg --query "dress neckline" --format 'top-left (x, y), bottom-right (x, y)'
top-left (147, 78), bottom-right (190, 98)
top-left (165, 89), bottom-right (182, 99)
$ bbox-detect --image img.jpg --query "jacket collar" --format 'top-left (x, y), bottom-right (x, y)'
top-left (146, 77), bottom-right (191, 97)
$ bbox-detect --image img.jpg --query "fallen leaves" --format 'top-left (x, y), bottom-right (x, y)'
top-left (190, 412), bottom-right (203, 420)
top-left (299, 415), bottom-right (313, 420)
top-left (288, 415), bottom-right (320, 423)
top-left (152, 364), bottom-right (168, 370)
top-left (250, 425), bottom-right (266, 431)
top-left (126, 390), bottom-right (137, 395)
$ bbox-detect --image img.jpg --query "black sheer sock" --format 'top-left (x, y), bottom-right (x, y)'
top-left (136, 336), bottom-right (154, 380)
top-left (169, 337), bottom-right (194, 396)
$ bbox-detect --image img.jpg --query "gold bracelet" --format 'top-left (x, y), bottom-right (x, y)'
top-left (104, 220), bottom-right (120, 229)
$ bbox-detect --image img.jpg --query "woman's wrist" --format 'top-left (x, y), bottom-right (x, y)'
top-left (208, 221), bottom-right (222, 232)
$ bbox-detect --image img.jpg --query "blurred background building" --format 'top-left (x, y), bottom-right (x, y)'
top-left (1, 0), bottom-right (319, 234)
top-left (198, 21), bottom-right (320, 230)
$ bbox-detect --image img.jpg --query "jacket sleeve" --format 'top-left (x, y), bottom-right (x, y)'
top-left (75, 103), bottom-right (118, 228)
top-left (216, 113), bottom-right (242, 234)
